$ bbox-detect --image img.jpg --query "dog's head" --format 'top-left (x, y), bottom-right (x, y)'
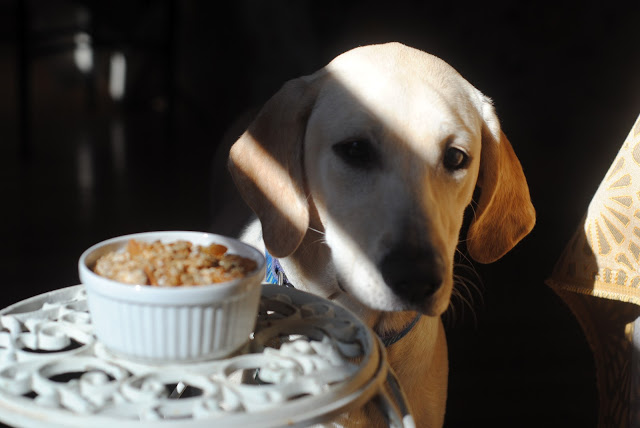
top-left (229, 42), bottom-right (535, 316)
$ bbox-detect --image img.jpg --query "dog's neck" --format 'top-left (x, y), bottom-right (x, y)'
top-left (278, 228), bottom-right (427, 340)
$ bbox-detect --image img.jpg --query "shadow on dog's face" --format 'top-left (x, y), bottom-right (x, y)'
top-left (305, 59), bottom-right (482, 316)
top-left (229, 43), bottom-right (535, 316)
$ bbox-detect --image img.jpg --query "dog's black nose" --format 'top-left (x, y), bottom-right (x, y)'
top-left (380, 246), bottom-right (444, 302)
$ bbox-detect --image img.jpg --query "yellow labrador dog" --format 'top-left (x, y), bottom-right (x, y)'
top-left (228, 42), bottom-right (535, 427)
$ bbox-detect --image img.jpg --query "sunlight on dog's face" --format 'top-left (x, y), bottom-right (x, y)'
top-left (304, 50), bottom-right (482, 316)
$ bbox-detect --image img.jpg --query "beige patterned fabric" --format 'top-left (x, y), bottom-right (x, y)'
top-left (548, 113), bottom-right (640, 303)
top-left (547, 113), bottom-right (640, 428)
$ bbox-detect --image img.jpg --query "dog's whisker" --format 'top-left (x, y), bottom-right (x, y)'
top-left (467, 198), bottom-right (479, 218)
top-left (307, 226), bottom-right (325, 235)
top-left (453, 295), bottom-right (477, 327)
top-left (444, 256), bottom-right (483, 327)
top-left (295, 235), bottom-right (329, 261)
top-left (454, 275), bottom-right (483, 309)
top-left (452, 260), bottom-right (476, 277)
top-left (456, 266), bottom-right (484, 301)
top-left (310, 238), bottom-right (327, 247)
top-left (454, 247), bottom-right (473, 265)
top-left (446, 299), bottom-right (458, 325)
top-left (446, 285), bottom-right (478, 327)
top-left (455, 249), bottom-right (483, 279)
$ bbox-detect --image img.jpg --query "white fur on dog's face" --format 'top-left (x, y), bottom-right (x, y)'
top-left (303, 48), bottom-right (482, 316)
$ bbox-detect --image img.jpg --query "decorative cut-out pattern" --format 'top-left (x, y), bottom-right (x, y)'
top-left (0, 285), bottom-right (407, 427)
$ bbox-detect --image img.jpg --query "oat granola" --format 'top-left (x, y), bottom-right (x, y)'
top-left (94, 239), bottom-right (257, 286)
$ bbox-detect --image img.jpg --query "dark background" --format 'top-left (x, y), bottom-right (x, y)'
top-left (2, 0), bottom-right (640, 426)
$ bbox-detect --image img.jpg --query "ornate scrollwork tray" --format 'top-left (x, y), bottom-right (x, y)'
top-left (0, 284), bottom-right (413, 427)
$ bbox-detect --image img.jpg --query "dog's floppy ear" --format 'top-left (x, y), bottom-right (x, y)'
top-left (467, 98), bottom-right (536, 263)
top-left (228, 77), bottom-right (320, 258)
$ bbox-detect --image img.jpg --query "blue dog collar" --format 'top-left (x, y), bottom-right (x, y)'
top-left (378, 312), bottom-right (422, 347)
top-left (265, 250), bottom-right (294, 287)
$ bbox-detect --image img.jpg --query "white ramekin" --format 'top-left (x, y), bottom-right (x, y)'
top-left (78, 231), bottom-right (265, 363)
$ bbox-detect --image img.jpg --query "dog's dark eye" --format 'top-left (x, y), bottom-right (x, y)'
top-left (332, 140), bottom-right (378, 169)
top-left (443, 147), bottom-right (469, 171)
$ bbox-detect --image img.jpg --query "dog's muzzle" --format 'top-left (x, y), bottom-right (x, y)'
top-left (380, 245), bottom-right (445, 305)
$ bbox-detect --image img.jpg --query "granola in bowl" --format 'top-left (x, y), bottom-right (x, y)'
top-left (94, 239), bottom-right (257, 286)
